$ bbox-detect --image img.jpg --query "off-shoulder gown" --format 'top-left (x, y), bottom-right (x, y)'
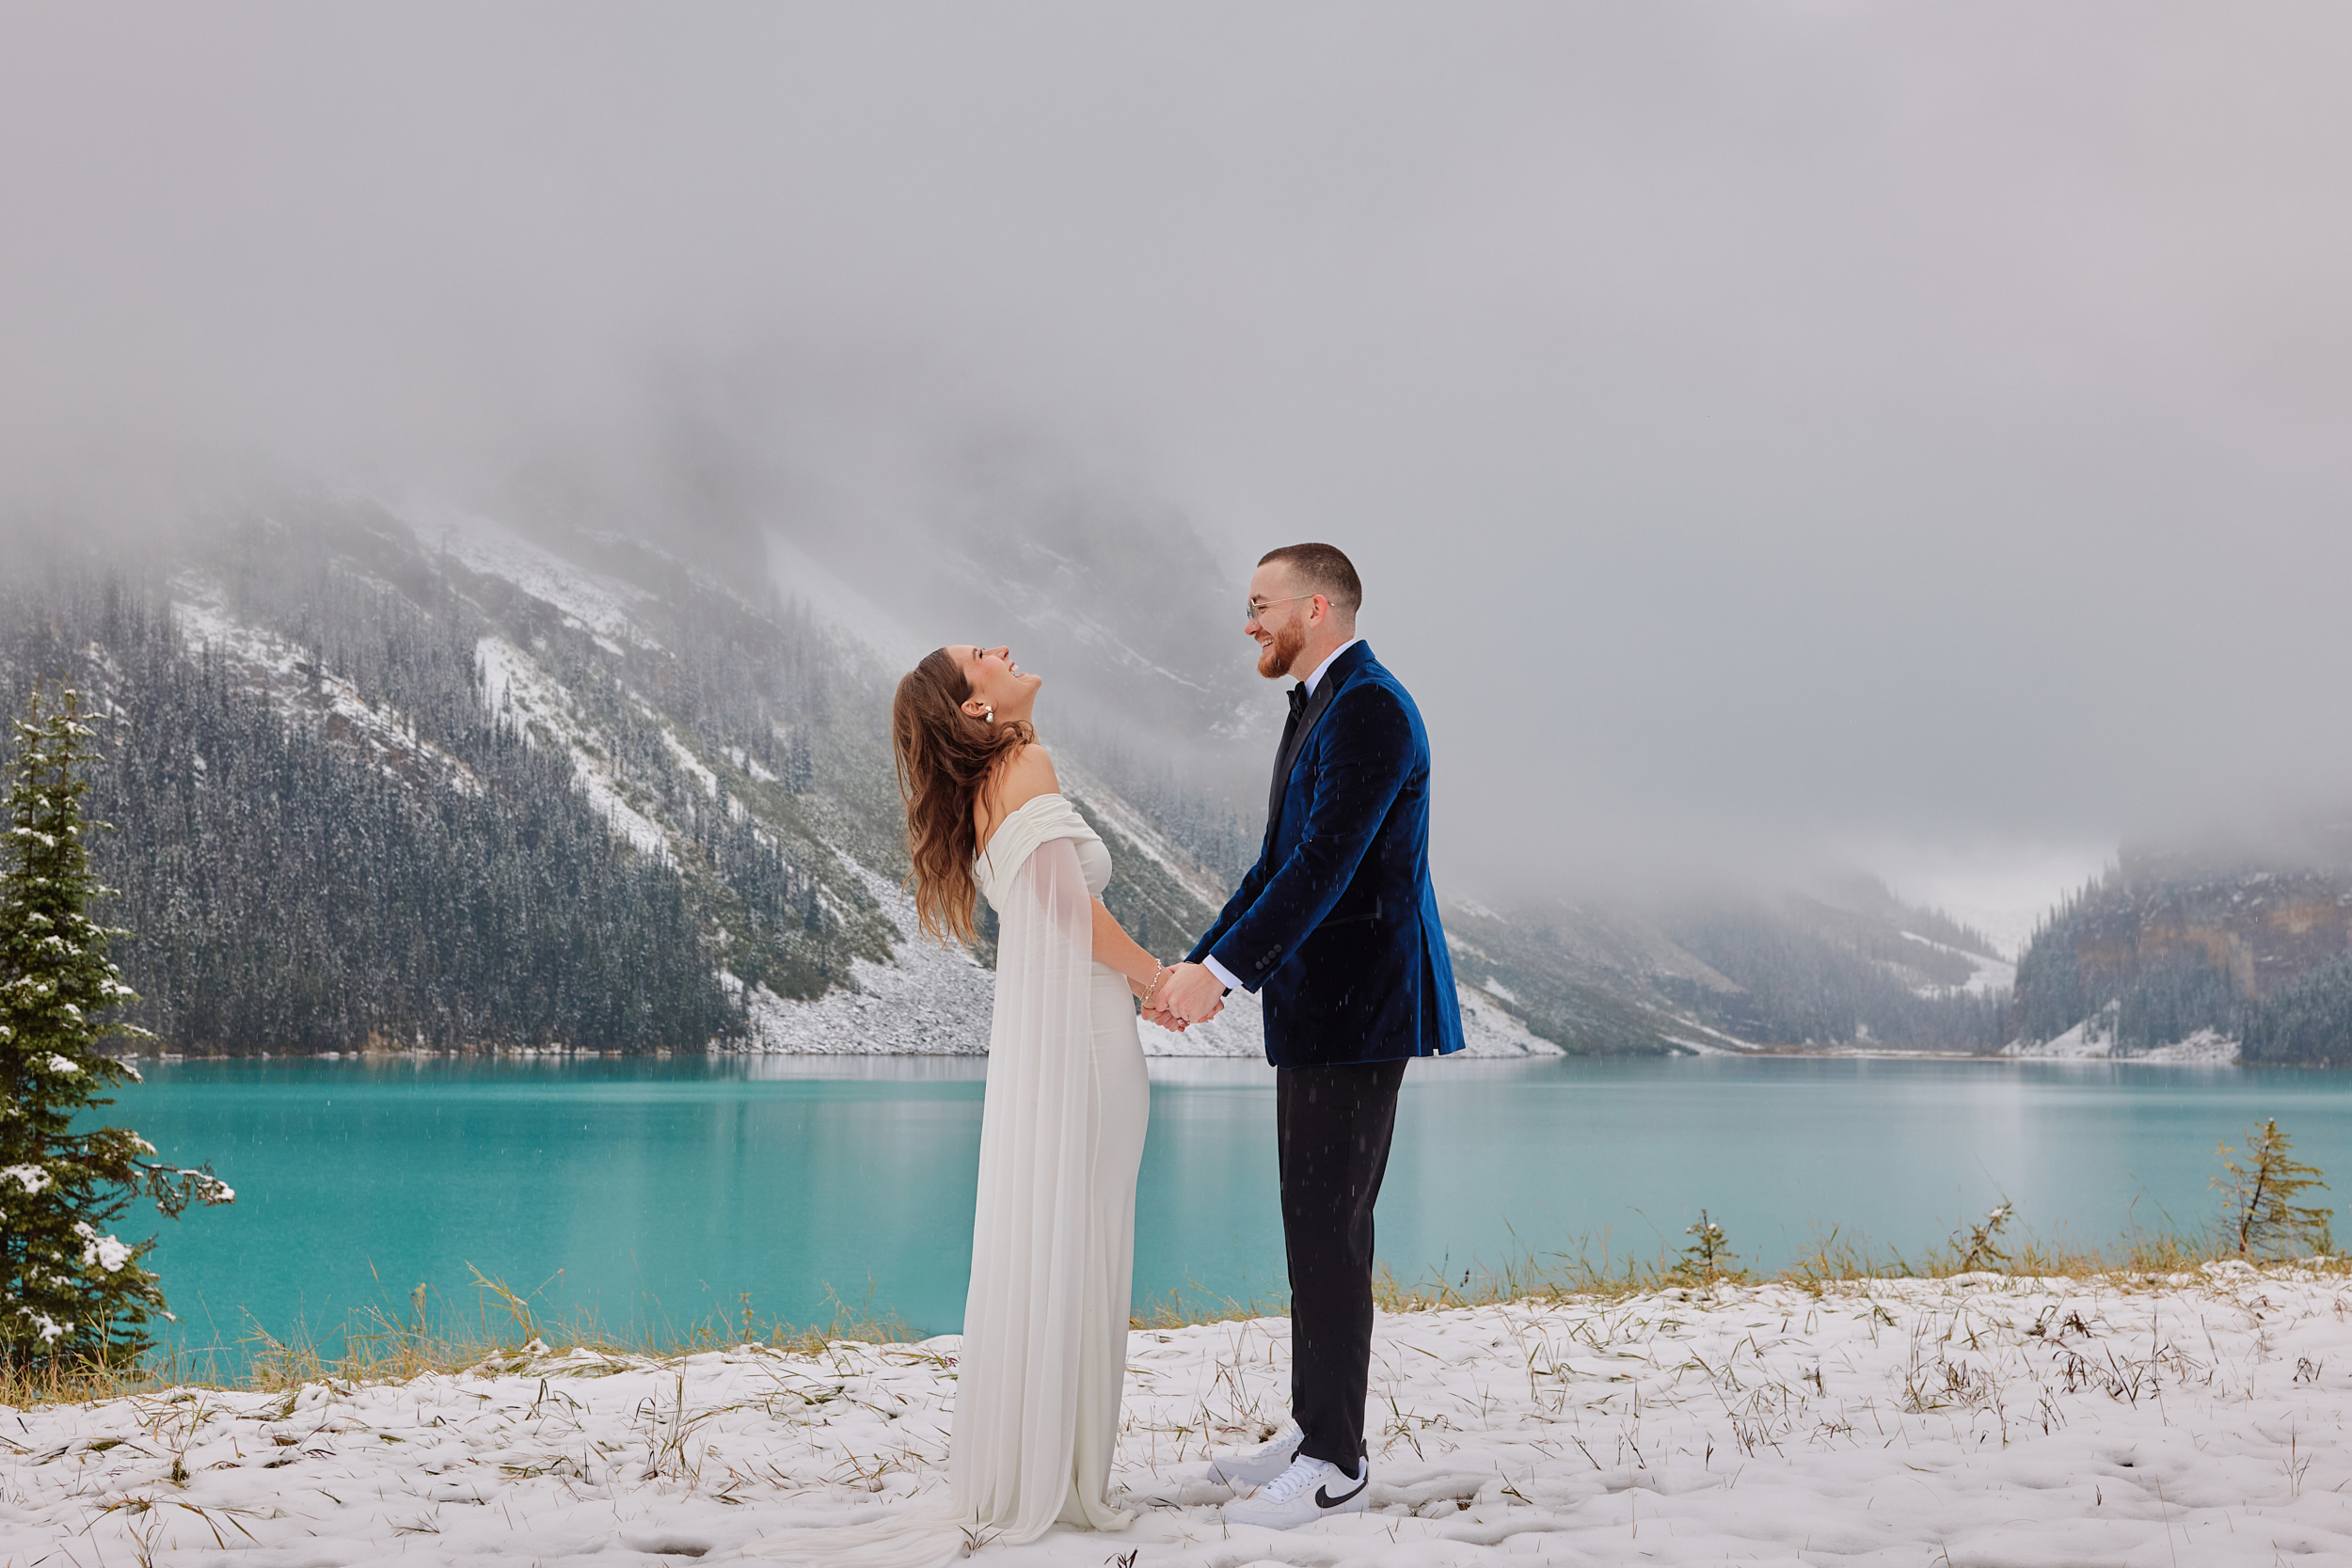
top-left (745, 793), bottom-right (1149, 1562)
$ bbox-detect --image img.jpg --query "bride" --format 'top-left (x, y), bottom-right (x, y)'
top-left (748, 642), bottom-right (1203, 1563)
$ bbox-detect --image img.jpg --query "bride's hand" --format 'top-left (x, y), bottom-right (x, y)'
top-left (1134, 965), bottom-right (1184, 1030)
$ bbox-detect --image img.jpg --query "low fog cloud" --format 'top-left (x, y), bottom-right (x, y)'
top-left (7, 3), bottom-right (2352, 911)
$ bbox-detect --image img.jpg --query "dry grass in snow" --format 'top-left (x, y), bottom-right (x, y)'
top-left (5, 1263), bottom-right (2351, 1565)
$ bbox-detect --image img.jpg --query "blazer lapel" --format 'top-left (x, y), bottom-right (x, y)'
top-left (1266, 694), bottom-right (1302, 832)
top-left (1263, 642), bottom-right (1369, 843)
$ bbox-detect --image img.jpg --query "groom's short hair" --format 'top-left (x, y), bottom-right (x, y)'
top-left (1259, 543), bottom-right (1362, 617)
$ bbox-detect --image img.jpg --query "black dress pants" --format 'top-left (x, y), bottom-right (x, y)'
top-left (1276, 1055), bottom-right (1408, 1470)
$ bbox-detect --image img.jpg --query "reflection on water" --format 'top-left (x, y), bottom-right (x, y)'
top-left (113, 1053), bottom-right (2352, 1361)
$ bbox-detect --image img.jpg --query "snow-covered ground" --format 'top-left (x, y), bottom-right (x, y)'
top-left (2011, 1005), bottom-right (2121, 1061)
top-left (8, 1264), bottom-right (2348, 1565)
top-left (2137, 1027), bottom-right (2243, 1065)
top-left (2007, 1004), bottom-right (2244, 1065)
top-left (736, 868), bottom-right (999, 1055)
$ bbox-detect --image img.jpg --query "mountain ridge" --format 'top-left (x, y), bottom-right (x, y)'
top-left (2, 492), bottom-right (2037, 1062)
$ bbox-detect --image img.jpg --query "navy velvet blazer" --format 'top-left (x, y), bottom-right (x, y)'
top-left (1185, 641), bottom-right (1465, 1069)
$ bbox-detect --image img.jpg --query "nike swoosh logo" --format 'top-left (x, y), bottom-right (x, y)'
top-left (1315, 1475), bottom-right (1368, 1509)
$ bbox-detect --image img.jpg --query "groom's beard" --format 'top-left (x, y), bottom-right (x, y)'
top-left (1257, 621), bottom-right (1308, 679)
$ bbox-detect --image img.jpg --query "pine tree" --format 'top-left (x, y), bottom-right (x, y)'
top-left (0, 686), bottom-right (231, 1369)
top-left (2216, 1118), bottom-right (2334, 1259)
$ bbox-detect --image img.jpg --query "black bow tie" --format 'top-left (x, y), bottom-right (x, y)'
top-left (1286, 682), bottom-right (1309, 720)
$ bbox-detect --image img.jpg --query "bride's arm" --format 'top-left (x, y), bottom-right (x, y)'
top-left (1092, 898), bottom-right (1218, 1024)
top-left (1090, 898), bottom-right (1165, 996)
top-left (991, 741), bottom-right (1202, 1017)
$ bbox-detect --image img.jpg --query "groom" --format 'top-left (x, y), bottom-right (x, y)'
top-left (1154, 542), bottom-right (1464, 1528)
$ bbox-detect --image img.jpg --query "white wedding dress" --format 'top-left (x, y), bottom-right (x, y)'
top-left (744, 794), bottom-right (1149, 1563)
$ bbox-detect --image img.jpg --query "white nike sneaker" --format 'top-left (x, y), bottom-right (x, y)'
top-left (1207, 1419), bottom-right (1302, 1489)
top-left (1220, 1453), bottom-right (1371, 1529)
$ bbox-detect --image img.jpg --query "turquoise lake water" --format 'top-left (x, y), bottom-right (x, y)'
top-left (103, 1053), bottom-right (2352, 1366)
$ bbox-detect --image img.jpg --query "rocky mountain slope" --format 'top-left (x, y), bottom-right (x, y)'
top-left (2011, 832), bottom-right (2352, 1065)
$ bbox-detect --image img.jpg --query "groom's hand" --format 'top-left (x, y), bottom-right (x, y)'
top-left (1157, 962), bottom-right (1227, 1025)
top-left (1145, 995), bottom-right (1222, 1030)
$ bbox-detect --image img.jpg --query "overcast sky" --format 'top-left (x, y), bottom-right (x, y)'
top-left (7, 4), bottom-right (2350, 923)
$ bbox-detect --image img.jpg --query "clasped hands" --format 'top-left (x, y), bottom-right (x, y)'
top-left (1139, 961), bottom-right (1226, 1031)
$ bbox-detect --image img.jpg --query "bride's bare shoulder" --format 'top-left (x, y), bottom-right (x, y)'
top-left (993, 742), bottom-right (1061, 812)
top-left (977, 743), bottom-right (1062, 845)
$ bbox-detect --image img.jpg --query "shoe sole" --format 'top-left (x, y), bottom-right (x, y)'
top-left (1221, 1473), bottom-right (1372, 1528)
top-left (1220, 1497), bottom-right (1371, 1529)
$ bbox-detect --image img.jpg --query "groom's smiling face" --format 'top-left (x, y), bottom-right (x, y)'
top-left (1246, 564), bottom-right (1315, 680)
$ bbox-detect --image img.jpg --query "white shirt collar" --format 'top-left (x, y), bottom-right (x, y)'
top-left (1301, 637), bottom-right (1362, 697)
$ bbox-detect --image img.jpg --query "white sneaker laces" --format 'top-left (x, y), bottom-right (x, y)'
top-left (1260, 1453), bottom-right (1348, 1502)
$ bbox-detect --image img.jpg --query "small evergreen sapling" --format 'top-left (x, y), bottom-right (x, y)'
top-left (0, 687), bottom-right (231, 1369)
top-left (1952, 1198), bottom-right (2015, 1274)
top-left (1672, 1209), bottom-right (1744, 1288)
top-left (2216, 1118), bottom-right (2333, 1260)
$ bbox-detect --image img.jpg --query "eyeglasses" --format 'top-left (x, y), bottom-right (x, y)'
top-left (1244, 594), bottom-right (1316, 625)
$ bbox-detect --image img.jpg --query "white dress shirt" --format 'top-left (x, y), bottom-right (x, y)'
top-left (1298, 637), bottom-right (1361, 698)
top-left (1200, 638), bottom-right (1364, 994)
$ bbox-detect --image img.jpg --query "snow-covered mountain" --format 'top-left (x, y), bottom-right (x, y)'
top-left (1, 491), bottom-right (2027, 1059)
top-left (423, 508), bottom-right (1558, 1058)
top-left (20, 495), bottom-right (1551, 1058)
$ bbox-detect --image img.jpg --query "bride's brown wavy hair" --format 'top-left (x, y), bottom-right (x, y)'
top-left (892, 647), bottom-right (1036, 944)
